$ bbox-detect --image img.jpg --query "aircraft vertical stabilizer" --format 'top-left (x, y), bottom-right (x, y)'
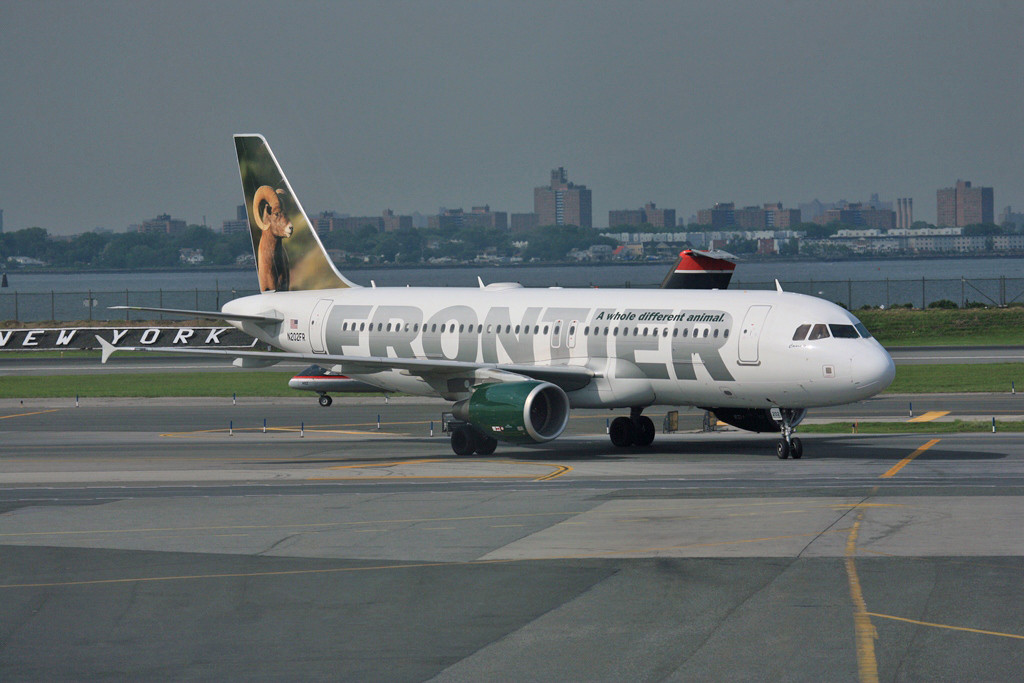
top-left (234, 135), bottom-right (358, 292)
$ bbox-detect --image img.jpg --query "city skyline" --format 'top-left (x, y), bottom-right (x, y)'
top-left (1, 2), bottom-right (1021, 235)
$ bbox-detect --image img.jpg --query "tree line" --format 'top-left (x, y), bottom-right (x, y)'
top-left (1, 223), bottom-right (619, 269)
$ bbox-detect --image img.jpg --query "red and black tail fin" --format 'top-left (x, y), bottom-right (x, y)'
top-left (660, 249), bottom-right (737, 289)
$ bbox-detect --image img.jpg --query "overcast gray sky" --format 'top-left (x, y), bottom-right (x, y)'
top-left (2, 0), bottom-right (1021, 234)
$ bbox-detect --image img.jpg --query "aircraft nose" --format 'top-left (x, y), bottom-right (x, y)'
top-left (852, 344), bottom-right (895, 394)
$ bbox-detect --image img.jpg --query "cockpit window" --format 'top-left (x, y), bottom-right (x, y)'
top-left (808, 324), bottom-right (830, 340)
top-left (854, 322), bottom-right (872, 338)
top-left (829, 324), bottom-right (859, 338)
top-left (792, 324), bottom-right (811, 341)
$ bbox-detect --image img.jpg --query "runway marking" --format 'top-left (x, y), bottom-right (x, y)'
top-left (0, 409), bottom-right (59, 420)
top-left (866, 612), bottom-right (1024, 640)
top-left (313, 458), bottom-right (572, 482)
top-left (0, 500), bottom-right (885, 541)
top-left (880, 439), bottom-right (941, 478)
top-left (907, 411), bottom-right (949, 423)
top-left (0, 529), bottom-right (852, 590)
top-left (845, 511), bottom-right (879, 683)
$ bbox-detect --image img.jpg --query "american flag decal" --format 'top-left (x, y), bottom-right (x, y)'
top-left (290, 319), bottom-right (298, 329)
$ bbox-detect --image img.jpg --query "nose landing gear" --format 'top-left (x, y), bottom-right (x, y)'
top-left (775, 408), bottom-right (803, 459)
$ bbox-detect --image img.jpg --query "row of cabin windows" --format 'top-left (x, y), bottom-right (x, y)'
top-left (792, 323), bottom-right (871, 341)
top-left (339, 320), bottom-right (728, 340)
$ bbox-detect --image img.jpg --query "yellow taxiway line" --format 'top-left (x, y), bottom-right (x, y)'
top-left (880, 439), bottom-right (941, 478)
top-left (907, 411), bottom-right (950, 423)
top-left (0, 409), bottom-right (59, 420)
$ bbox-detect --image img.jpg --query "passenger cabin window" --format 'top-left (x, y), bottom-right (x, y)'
top-left (830, 324), bottom-right (859, 338)
top-left (793, 324), bottom-right (811, 341)
top-left (808, 324), bottom-right (830, 340)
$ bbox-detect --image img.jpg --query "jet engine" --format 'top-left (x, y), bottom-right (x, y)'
top-left (452, 381), bottom-right (570, 444)
top-left (706, 407), bottom-right (806, 433)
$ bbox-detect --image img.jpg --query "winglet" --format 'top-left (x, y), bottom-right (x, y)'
top-left (775, 279), bottom-right (784, 292)
top-left (96, 335), bottom-right (116, 364)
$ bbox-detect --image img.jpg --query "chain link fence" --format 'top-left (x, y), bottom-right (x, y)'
top-left (3, 278), bottom-right (1024, 322)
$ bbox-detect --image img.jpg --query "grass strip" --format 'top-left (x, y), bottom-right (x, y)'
top-left (886, 363), bottom-right (1024, 393)
top-left (857, 308), bottom-right (1024, 347)
top-left (2, 363), bottom-right (1023, 398)
top-left (3, 372), bottom-right (309, 398)
top-left (801, 420), bottom-right (1024, 434)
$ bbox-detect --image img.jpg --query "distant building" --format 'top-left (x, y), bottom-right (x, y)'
top-left (696, 202), bottom-right (736, 229)
top-left (340, 215), bottom-right (385, 233)
top-left (937, 180), bottom-right (994, 226)
top-left (697, 202), bottom-right (800, 229)
top-left (998, 206), bottom-right (1024, 230)
top-left (813, 202), bottom-right (895, 230)
top-left (608, 209), bottom-right (644, 228)
top-left (510, 212), bottom-right (539, 233)
top-left (534, 167), bottom-right (592, 228)
top-left (311, 211), bottom-right (349, 233)
top-left (428, 208), bottom-right (465, 231)
top-left (221, 204), bottom-right (249, 234)
top-left (382, 209), bottom-right (413, 233)
top-left (896, 198), bottom-right (914, 229)
top-left (137, 214), bottom-right (186, 235)
top-left (609, 202), bottom-right (676, 229)
top-left (462, 205), bottom-right (508, 231)
top-left (798, 199), bottom-right (828, 223)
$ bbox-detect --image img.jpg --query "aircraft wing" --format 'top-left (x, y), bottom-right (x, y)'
top-left (108, 305), bottom-right (283, 323)
top-left (95, 336), bottom-right (594, 392)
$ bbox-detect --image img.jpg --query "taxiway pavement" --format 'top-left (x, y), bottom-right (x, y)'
top-left (2, 397), bottom-right (1023, 681)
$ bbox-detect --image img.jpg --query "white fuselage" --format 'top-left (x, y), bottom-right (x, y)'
top-left (224, 283), bottom-right (894, 410)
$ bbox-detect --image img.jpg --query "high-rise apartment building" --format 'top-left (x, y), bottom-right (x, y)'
top-left (137, 214), bottom-right (187, 234)
top-left (382, 209), bottom-right (413, 232)
top-left (608, 202), bottom-right (676, 229)
top-left (510, 213), bottom-right (539, 233)
top-left (534, 167), bottom-right (592, 228)
top-left (697, 202), bottom-right (800, 229)
top-left (462, 205), bottom-right (508, 231)
top-left (813, 202), bottom-right (895, 230)
top-left (896, 198), bottom-right (914, 228)
top-left (937, 180), bottom-right (994, 226)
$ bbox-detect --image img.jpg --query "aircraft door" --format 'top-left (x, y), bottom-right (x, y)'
top-left (738, 305), bottom-right (771, 365)
top-left (567, 320), bottom-right (579, 349)
top-left (309, 298), bottom-right (332, 353)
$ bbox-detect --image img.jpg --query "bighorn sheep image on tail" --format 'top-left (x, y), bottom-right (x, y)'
top-left (253, 185), bottom-right (292, 292)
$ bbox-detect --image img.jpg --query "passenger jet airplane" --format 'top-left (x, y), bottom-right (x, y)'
top-left (99, 135), bottom-right (895, 459)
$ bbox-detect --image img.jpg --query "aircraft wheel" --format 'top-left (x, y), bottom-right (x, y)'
top-left (776, 440), bottom-right (790, 460)
top-left (475, 435), bottom-right (498, 455)
top-left (609, 416), bottom-right (634, 447)
top-left (790, 437), bottom-right (803, 459)
top-left (318, 394), bottom-right (332, 407)
top-left (451, 426), bottom-right (477, 456)
top-left (634, 416), bottom-right (656, 447)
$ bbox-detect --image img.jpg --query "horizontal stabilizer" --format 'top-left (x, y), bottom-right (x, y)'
top-left (95, 338), bottom-right (594, 392)
top-left (108, 305), bottom-right (282, 323)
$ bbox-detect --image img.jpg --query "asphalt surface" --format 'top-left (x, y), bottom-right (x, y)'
top-left (2, 396), bottom-right (1024, 681)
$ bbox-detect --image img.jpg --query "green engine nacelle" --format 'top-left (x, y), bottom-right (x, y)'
top-left (452, 381), bottom-right (570, 444)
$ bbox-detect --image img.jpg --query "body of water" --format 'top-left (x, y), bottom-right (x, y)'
top-left (3, 256), bottom-right (1023, 321)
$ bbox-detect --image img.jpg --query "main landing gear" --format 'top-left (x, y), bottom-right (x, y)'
top-left (775, 409), bottom-right (803, 460)
top-left (450, 425), bottom-right (498, 456)
top-left (609, 407), bottom-right (656, 448)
